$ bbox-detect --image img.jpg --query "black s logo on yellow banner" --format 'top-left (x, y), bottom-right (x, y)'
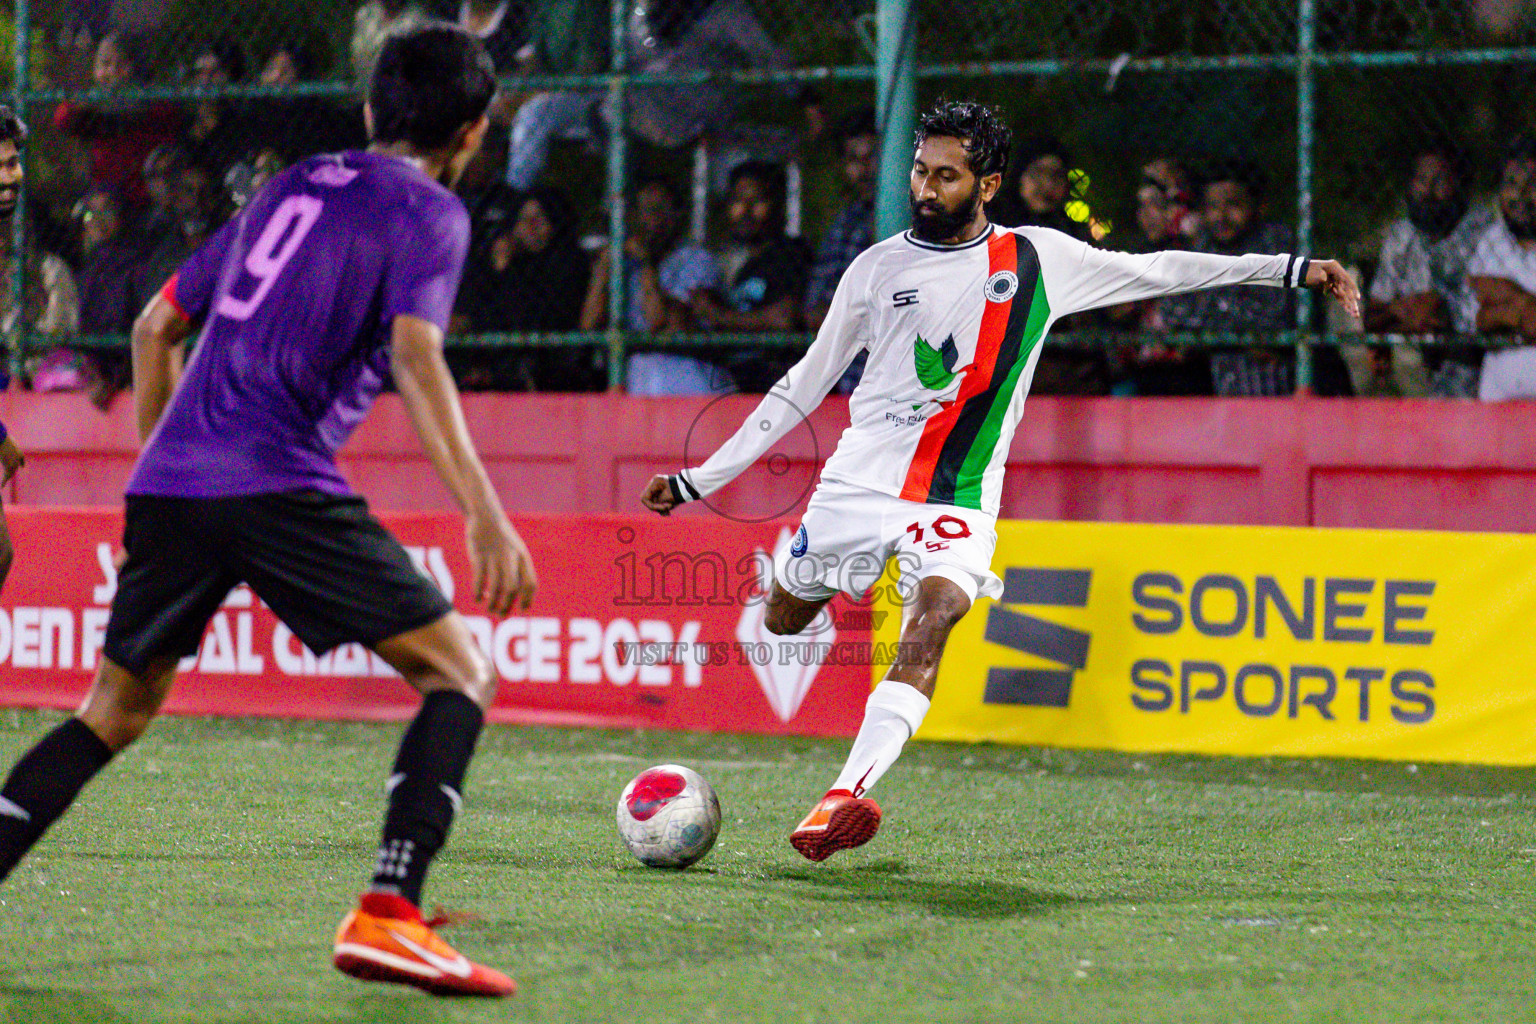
top-left (983, 567), bottom-right (1091, 707)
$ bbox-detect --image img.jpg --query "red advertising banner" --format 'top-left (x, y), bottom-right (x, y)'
top-left (0, 508), bottom-right (872, 736)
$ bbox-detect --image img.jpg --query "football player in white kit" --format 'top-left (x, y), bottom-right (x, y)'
top-left (643, 100), bottom-right (1360, 861)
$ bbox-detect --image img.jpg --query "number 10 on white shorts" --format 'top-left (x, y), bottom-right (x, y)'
top-left (774, 480), bottom-right (1003, 605)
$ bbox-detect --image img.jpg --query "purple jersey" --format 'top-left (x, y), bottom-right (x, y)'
top-left (126, 151), bottom-right (470, 498)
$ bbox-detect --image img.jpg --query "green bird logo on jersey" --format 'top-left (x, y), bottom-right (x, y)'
top-left (911, 334), bottom-right (975, 410)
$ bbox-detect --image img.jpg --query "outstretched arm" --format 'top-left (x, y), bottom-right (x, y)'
top-left (1024, 227), bottom-right (1358, 322)
top-left (642, 253), bottom-right (871, 514)
top-left (392, 314), bottom-right (537, 613)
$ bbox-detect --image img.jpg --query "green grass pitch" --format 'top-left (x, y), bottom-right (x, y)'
top-left (1, 708), bottom-right (1534, 1024)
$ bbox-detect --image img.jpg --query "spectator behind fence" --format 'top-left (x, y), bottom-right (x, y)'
top-left (352, 1), bottom-right (434, 89)
top-left (452, 186), bottom-right (596, 391)
top-left (140, 143), bottom-right (188, 236)
top-left (804, 107), bottom-right (878, 392)
top-left (505, 0), bottom-right (789, 190)
top-left (805, 108), bottom-right (877, 323)
top-left (990, 134), bottom-right (1089, 241)
top-left (1161, 160), bottom-right (1350, 396)
top-left (0, 109), bottom-right (81, 392)
top-left (582, 177), bottom-right (726, 395)
top-left (74, 185), bottom-right (149, 406)
top-left (501, 0), bottom-right (609, 191)
top-left (691, 160), bottom-right (812, 392)
top-left (1141, 157), bottom-right (1201, 245)
top-left (183, 39), bottom-right (253, 182)
top-left (619, 0), bottom-right (791, 149)
top-left (457, 187), bottom-right (589, 332)
top-left (1104, 159), bottom-right (1214, 395)
top-left (247, 41), bottom-right (363, 165)
top-left (458, 0), bottom-right (530, 74)
top-left (1468, 137), bottom-right (1536, 400)
top-left (53, 32), bottom-right (184, 209)
top-left (142, 161), bottom-right (222, 299)
top-left (1359, 142), bottom-right (1492, 397)
top-left (1004, 136), bottom-right (1111, 393)
top-left (0, 210), bottom-right (80, 340)
top-left (226, 148), bottom-right (287, 210)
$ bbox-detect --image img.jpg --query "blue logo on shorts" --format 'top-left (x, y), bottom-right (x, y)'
top-left (790, 524), bottom-right (808, 557)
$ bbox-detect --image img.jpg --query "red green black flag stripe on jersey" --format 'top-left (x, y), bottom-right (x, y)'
top-left (899, 231), bottom-right (1052, 509)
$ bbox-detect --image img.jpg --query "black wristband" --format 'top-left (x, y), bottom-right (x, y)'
top-left (1286, 254), bottom-right (1311, 289)
top-left (668, 474), bottom-right (700, 504)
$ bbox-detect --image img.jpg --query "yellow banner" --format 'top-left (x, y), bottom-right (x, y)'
top-left (877, 520), bottom-right (1536, 766)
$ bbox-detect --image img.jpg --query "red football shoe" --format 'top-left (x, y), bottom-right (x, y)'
top-left (790, 789), bottom-right (882, 862)
top-left (333, 893), bottom-right (515, 997)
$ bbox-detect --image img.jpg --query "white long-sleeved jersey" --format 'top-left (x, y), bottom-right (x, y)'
top-left (675, 224), bottom-right (1310, 517)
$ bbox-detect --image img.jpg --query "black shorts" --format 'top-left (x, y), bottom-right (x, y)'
top-left (103, 491), bottom-right (454, 674)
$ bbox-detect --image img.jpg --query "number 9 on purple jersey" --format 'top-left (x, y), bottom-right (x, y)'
top-left (127, 151), bottom-right (471, 500)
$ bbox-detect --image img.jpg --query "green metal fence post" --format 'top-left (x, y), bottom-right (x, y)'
top-left (1295, 0), bottom-right (1317, 393)
top-left (874, 0), bottom-right (915, 241)
top-left (7, 0), bottom-right (30, 387)
top-left (604, 0), bottom-right (630, 390)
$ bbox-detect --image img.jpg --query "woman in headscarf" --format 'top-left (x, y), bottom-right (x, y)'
top-left (454, 186), bottom-right (599, 389)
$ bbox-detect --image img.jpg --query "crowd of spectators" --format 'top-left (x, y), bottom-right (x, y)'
top-left (9, 7), bottom-right (1536, 403)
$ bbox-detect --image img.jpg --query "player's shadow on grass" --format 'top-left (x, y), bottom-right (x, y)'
top-left (765, 859), bottom-right (1081, 920)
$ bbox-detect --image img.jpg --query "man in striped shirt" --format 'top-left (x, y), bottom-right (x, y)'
top-left (642, 100), bottom-right (1360, 861)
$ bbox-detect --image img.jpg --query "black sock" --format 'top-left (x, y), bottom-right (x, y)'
top-left (0, 718), bottom-right (114, 883)
top-left (371, 691), bottom-right (484, 907)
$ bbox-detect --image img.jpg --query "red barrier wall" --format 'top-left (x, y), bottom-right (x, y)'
top-left (2, 392), bottom-right (1535, 530)
top-left (0, 508), bottom-right (872, 733)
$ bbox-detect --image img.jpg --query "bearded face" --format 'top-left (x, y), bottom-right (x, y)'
top-left (909, 177), bottom-right (983, 243)
top-left (1500, 158), bottom-right (1536, 241)
top-left (1406, 153), bottom-right (1468, 239)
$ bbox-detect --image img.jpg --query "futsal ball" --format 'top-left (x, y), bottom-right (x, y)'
top-left (616, 764), bottom-right (721, 868)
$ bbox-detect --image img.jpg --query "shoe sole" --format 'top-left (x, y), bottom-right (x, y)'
top-left (333, 952), bottom-right (515, 998)
top-left (790, 799), bottom-right (882, 862)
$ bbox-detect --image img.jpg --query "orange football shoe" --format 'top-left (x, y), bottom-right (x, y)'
top-left (333, 893), bottom-right (515, 997)
top-left (789, 789), bottom-right (882, 862)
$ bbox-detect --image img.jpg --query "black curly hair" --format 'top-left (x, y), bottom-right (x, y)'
top-left (914, 100), bottom-right (1012, 179)
top-left (0, 105), bottom-right (27, 147)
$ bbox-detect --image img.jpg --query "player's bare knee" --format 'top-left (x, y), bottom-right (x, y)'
top-left (457, 647), bottom-right (499, 709)
top-left (904, 578), bottom-right (971, 650)
top-left (764, 606), bottom-right (804, 636)
top-left (765, 584), bottom-right (825, 636)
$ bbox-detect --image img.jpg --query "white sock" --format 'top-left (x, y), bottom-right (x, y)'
top-left (831, 680), bottom-right (931, 797)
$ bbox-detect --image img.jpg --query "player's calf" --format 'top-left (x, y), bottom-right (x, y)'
top-left (0, 657), bottom-right (178, 883)
top-left (367, 615), bottom-right (497, 910)
top-left (790, 577), bottom-right (972, 861)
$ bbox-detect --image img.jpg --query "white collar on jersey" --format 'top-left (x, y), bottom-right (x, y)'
top-left (902, 223), bottom-right (997, 252)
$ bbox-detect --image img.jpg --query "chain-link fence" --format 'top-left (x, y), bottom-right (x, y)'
top-left (2, 0), bottom-right (1535, 400)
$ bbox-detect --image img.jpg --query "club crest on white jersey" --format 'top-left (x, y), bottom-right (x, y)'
top-left (985, 269), bottom-right (1019, 303)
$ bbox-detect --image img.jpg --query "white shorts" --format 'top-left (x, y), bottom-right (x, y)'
top-left (774, 479), bottom-right (1003, 604)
